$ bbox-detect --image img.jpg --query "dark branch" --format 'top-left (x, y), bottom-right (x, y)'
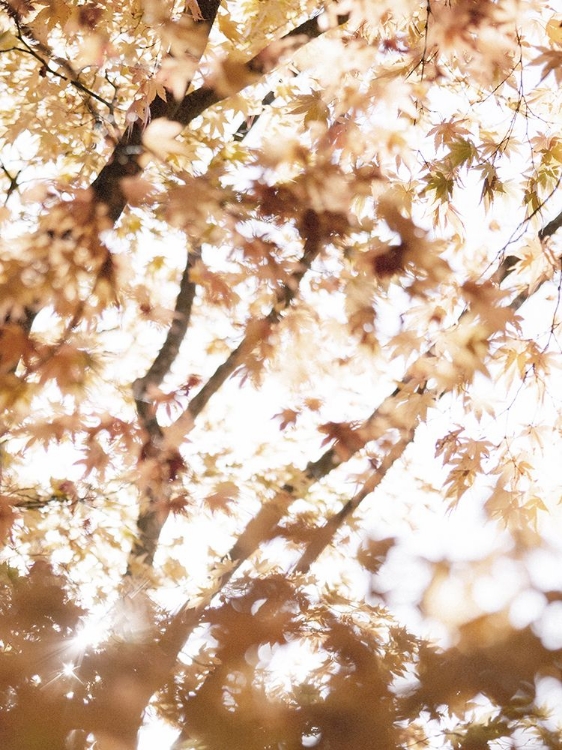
top-left (128, 248), bottom-right (200, 570)
top-left (123, 10), bottom-right (350, 572)
top-left (171, 12), bottom-right (349, 128)
top-left (91, 0), bottom-right (222, 221)
top-left (157, 210), bottom-right (562, 659)
top-left (170, 209), bottom-right (323, 437)
top-left (127, 485), bottom-right (166, 570)
top-left (91, 9), bottom-right (349, 222)
top-left (539, 209), bottom-right (562, 241)
top-left (134, 248), bottom-right (200, 400)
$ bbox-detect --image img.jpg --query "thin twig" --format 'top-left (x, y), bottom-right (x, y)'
top-left (2, 1), bottom-right (112, 120)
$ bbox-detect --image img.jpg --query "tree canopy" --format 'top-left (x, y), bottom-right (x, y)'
top-left (1, 0), bottom-right (562, 748)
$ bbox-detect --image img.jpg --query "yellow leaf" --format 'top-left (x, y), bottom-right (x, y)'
top-left (546, 15), bottom-right (562, 46)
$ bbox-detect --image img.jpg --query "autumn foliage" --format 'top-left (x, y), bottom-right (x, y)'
top-left (1, 0), bottom-right (562, 748)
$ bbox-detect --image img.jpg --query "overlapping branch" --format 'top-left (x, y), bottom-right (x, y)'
top-left (91, 7), bottom-right (348, 221)
top-left (130, 209), bottom-right (325, 568)
top-left (170, 209), bottom-right (324, 433)
top-left (0, 1), bottom-right (349, 567)
top-left (292, 220), bottom-right (562, 574)
top-left (153, 210), bottom-right (562, 670)
top-left (121, 8), bottom-right (351, 569)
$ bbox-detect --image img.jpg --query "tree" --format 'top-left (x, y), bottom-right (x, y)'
top-left (1, 0), bottom-right (562, 747)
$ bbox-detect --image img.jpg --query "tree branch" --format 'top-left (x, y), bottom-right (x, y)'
top-left (134, 248), bottom-right (201, 401)
top-left (127, 248), bottom-right (200, 570)
top-left (90, 0), bottom-right (223, 221)
top-left (171, 11), bottom-right (349, 128)
top-left (294, 428), bottom-right (414, 575)
top-left (538, 209), bottom-right (562, 241)
top-left (170, 209), bottom-right (323, 437)
top-left (154, 214), bottom-right (562, 661)
top-left (123, 9), bottom-right (350, 571)
top-left (90, 8), bottom-right (348, 221)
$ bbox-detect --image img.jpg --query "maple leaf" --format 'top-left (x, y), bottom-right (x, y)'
top-left (530, 48), bottom-right (562, 85)
top-left (427, 119), bottom-right (472, 149)
top-left (206, 481), bottom-right (238, 515)
top-left (168, 493), bottom-right (192, 517)
top-left (273, 408), bottom-right (299, 430)
top-left (288, 92), bottom-right (330, 125)
top-left (319, 421), bottom-right (366, 461)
